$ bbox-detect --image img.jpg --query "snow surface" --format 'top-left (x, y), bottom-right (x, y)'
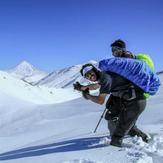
top-left (0, 70), bottom-right (162, 163)
top-left (0, 70), bottom-right (80, 104)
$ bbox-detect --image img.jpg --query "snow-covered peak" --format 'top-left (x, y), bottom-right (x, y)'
top-left (19, 60), bottom-right (33, 67)
top-left (6, 61), bottom-right (48, 83)
top-left (17, 61), bottom-right (35, 69)
top-left (10, 61), bottom-right (36, 76)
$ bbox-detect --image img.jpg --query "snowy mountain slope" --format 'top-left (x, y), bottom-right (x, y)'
top-left (0, 73), bottom-right (162, 163)
top-left (0, 70), bottom-right (80, 104)
top-left (36, 60), bottom-right (97, 88)
top-left (7, 61), bottom-right (48, 83)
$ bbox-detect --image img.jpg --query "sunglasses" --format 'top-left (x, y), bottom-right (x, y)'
top-left (85, 71), bottom-right (94, 79)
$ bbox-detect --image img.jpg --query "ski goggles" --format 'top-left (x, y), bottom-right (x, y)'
top-left (111, 46), bottom-right (126, 52)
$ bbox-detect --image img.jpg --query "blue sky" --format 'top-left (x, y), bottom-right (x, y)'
top-left (0, 0), bottom-right (162, 72)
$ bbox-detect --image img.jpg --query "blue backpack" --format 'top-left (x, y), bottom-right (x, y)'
top-left (98, 57), bottom-right (161, 95)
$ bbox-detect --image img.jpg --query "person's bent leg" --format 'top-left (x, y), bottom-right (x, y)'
top-left (105, 95), bottom-right (121, 136)
top-left (107, 118), bottom-right (118, 136)
top-left (128, 125), bottom-right (149, 142)
top-left (110, 98), bottom-right (146, 147)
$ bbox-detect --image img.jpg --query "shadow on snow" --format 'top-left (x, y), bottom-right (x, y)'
top-left (0, 136), bottom-right (109, 160)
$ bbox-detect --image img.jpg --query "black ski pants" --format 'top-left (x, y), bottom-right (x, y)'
top-left (105, 95), bottom-right (147, 139)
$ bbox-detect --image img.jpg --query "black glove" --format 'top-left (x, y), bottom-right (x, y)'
top-left (73, 82), bottom-right (83, 91)
top-left (82, 88), bottom-right (90, 100)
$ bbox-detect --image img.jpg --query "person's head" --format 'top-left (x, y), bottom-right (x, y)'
top-left (80, 64), bottom-right (100, 82)
top-left (110, 39), bottom-right (126, 57)
top-left (111, 39), bottom-right (126, 49)
top-left (110, 39), bottom-right (135, 58)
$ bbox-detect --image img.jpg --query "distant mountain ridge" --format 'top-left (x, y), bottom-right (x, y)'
top-left (36, 60), bottom-right (97, 88)
top-left (4, 60), bottom-right (97, 88)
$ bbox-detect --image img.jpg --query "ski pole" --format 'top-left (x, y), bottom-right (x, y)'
top-left (93, 107), bottom-right (108, 133)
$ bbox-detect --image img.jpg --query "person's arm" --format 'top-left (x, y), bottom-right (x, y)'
top-left (81, 83), bottom-right (100, 91)
top-left (81, 72), bottom-right (111, 104)
top-left (84, 72), bottom-right (112, 104)
top-left (85, 93), bottom-right (108, 105)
